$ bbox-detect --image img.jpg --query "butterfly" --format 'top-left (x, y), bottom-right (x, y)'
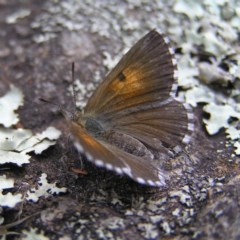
top-left (67, 29), bottom-right (194, 187)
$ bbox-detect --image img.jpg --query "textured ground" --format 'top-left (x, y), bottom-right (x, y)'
top-left (0, 0), bottom-right (239, 239)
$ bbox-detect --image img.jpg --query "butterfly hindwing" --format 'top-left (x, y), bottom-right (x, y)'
top-left (101, 98), bottom-right (194, 149)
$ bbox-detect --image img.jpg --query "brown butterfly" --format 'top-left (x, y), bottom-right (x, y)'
top-left (65, 29), bottom-right (194, 187)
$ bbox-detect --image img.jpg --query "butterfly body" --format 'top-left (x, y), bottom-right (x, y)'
top-left (84, 117), bottom-right (104, 136)
top-left (68, 29), bottom-right (194, 187)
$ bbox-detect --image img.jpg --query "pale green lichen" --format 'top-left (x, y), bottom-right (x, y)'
top-left (185, 85), bottom-right (215, 107)
top-left (0, 175), bottom-right (22, 208)
top-left (19, 126), bottom-right (61, 155)
top-left (0, 85), bottom-right (61, 166)
top-left (21, 228), bottom-right (49, 240)
top-left (234, 142), bottom-right (240, 155)
top-left (6, 9), bottom-right (31, 24)
top-left (177, 55), bottom-right (199, 89)
top-left (0, 126), bottom-right (61, 166)
top-left (0, 85), bottom-right (23, 128)
top-left (203, 103), bottom-right (240, 135)
top-left (104, 217), bottom-right (125, 230)
top-left (137, 222), bottom-right (159, 239)
top-left (169, 190), bottom-right (193, 207)
top-left (226, 127), bottom-right (240, 140)
top-left (160, 221), bottom-right (172, 235)
top-left (0, 192), bottom-right (22, 208)
top-left (173, 0), bottom-right (204, 19)
top-left (0, 85), bottom-right (64, 213)
top-left (26, 173), bottom-right (67, 202)
top-left (171, 0), bottom-right (240, 156)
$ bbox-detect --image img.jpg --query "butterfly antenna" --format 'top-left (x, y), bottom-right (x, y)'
top-left (39, 98), bottom-right (70, 120)
top-left (39, 98), bottom-right (59, 108)
top-left (71, 62), bottom-right (77, 111)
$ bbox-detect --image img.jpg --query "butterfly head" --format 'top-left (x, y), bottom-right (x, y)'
top-left (39, 97), bottom-right (77, 125)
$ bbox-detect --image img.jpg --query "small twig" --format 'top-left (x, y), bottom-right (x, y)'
top-left (0, 212), bottom-right (40, 236)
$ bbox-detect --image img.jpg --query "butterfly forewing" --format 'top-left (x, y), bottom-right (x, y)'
top-left (70, 122), bottom-right (127, 173)
top-left (85, 29), bottom-right (177, 115)
top-left (70, 122), bottom-right (165, 186)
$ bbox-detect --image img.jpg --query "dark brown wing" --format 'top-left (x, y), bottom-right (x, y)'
top-left (99, 98), bottom-right (194, 150)
top-left (70, 121), bottom-right (166, 186)
top-left (85, 29), bottom-right (178, 116)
